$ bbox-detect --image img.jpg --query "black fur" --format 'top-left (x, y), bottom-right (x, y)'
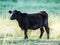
top-left (9, 10), bottom-right (49, 39)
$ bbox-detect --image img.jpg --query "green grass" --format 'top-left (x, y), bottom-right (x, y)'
top-left (0, 39), bottom-right (60, 45)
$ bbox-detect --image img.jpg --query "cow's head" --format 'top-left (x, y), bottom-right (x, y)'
top-left (9, 10), bottom-right (22, 20)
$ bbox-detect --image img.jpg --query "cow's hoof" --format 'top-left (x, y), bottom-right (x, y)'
top-left (47, 38), bottom-right (49, 39)
top-left (24, 37), bottom-right (28, 39)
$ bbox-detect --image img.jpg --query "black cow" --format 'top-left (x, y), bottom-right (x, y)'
top-left (9, 10), bottom-right (49, 39)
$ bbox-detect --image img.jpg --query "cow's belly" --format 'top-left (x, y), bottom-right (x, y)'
top-left (29, 24), bottom-right (40, 30)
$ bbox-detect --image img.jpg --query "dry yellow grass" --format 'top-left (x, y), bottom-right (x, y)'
top-left (0, 15), bottom-right (60, 39)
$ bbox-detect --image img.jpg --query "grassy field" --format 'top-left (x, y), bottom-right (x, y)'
top-left (0, 14), bottom-right (60, 39)
top-left (0, 0), bottom-right (60, 45)
top-left (0, 39), bottom-right (60, 45)
top-left (0, 12), bottom-right (60, 45)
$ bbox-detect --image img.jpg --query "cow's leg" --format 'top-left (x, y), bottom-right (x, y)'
top-left (45, 26), bottom-right (49, 39)
top-left (44, 18), bottom-right (49, 39)
top-left (44, 24), bottom-right (49, 39)
top-left (24, 30), bottom-right (28, 39)
top-left (39, 27), bottom-right (44, 38)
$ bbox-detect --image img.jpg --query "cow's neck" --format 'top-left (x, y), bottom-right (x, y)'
top-left (16, 18), bottom-right (22, 25)
top-left (16, 18), bottom-right (24, 29)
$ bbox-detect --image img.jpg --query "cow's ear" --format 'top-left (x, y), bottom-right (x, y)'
top-left (17, 11), bottom-right (22, 14)
top-left (8, 10), bottom-right (12, 14)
